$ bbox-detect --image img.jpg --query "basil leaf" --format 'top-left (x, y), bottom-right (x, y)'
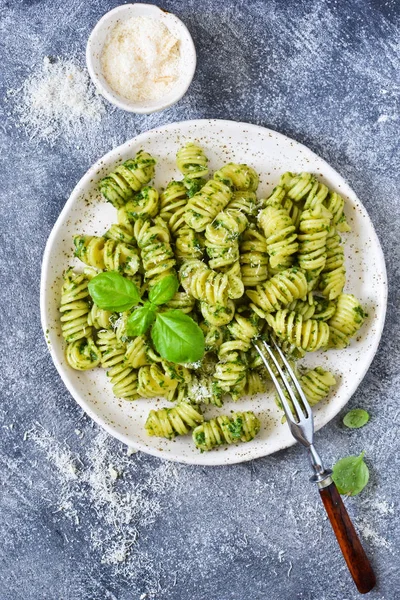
top-left (126, 303), bottom-right (157, 337)
top-left (148, 275), bottom-right (179, 306)
top-left (332, 451), bottom-right (369, 496)
top-left (88, 271), bottom-right (141, 312)
top-left (151, 310), bottom-right (205, 364)
top-left (343, 409), bottom-right (370, 429)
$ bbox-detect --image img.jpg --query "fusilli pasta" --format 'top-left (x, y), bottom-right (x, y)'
top-left (192, 412), bottom-right (260, 451)
top-left (60, 149), bottom-right (366, 452)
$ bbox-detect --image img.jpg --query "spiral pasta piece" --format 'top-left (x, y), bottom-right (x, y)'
top-left (88, 304), bottom-right (114, 330)
top-left (176, 143), bottom-right (209, 180)
top-left (240, 227), bottom-right (269, 287)
top-left (276, 367), bottom-right (336, 418)
top-left (258, 204), bottom-right (298, 269)
top-left (164, 292), bottom-right (195, 314)
top-left (214, 163), bottom-right (259, 191)
top-left (303, 180), bottom-right (329, 211)
top-left (328, 293), bottom-right (366, 348)
top-left (286, 294), bottom-right (316, 320)
top-left (97, 330), bottom-right (139, 400)
top-left (227, 314), bottom-right (259, 351)
top-left (227, 191), bottom-right (259, 216)
top-left (223, 260), bottom-right (245, 299)
top-left (205, 209), bottom-right (248, 270)
top-left (200, 322), bottom-right (225, 351)
top-left (65, 337), bottom-right (101, 371)
top-left (113, 312), bottom-right (132, 344)
top-left (300, 367), bottom-right (337, 406)
top-left (313, 298), bottom-right (337, 321)
top-left (124, 336), bottom-right (159, 368)
top-left (246, 268), bottom-right (308, 318)
top-left (264, 185), bottom-right (303, 229)
top-left (200, 299), bottom-right (236, 326)
top-left (105, 222), bottom-right (136, 246)
top-left (214, 336), bottom-right (247, 400)
top-left (297, 205), bottom-right (332, 275)
top-left (213, 353), bottom-right (247, 400)
top-left (184, 179), bottom-right (233, 232)
top-left (145, 402), bottom-right (204, 439)
top-left (159, 181), bottom-right (188, 236)
top-left (74, 235), bottom-right (140, 276)
top-left (192, 411), bottom-right (260, 451)
top-left (187, 375), bottom-right (223, 407)
top-left (245, 371), bottom-right (267, 395)
top-left (60, 269), bottom-right (92, 343)
top-left (266, 310), bottom-right (330, 352)
top-left (99, 151), bottom-right (156, 208)
top-left (134, 217), bottom-right (176, 287)
top-left (137, 364), bottom-right (179, 399)
top-left (206, 210), bottom-right (248, 246)
top-left (319, 229), bottom-right (346, 299)
top-left (325, 191), bottom-right (351, 232)
top-left (180, 260), bottom-right (229, 306)
top-left (279, 172), bottom-right (316, 201)
top-left (124, 186), bottom-right (160, 220)
top-left (175, 226), bottom-right (204, 263)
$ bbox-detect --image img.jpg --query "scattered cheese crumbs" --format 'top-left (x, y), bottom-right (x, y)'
top-left (29, 425), bottom-right (183, 587)
top-left (187, 381), bottom-right (214, 402)
top-left (7, 56), bottom-right (105, 144)
top-left (126, 446), bottom-right (138, 456)
top-left (182, 360), bottom-right (202, 369)
top-left (101, 16), bottom-right (180, 102)
top-left (108, 465), bottom-right (120, 481)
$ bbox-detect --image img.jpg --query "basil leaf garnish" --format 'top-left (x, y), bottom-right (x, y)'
top-left (343, 409), bottom-right (370, 429)
top-left (151, 310), bottom-right (205, 364)
top-left (88, 271), bottom-right (141, 312)
top-left (332, 451), bottom-right (369, 496)
top-left (126, 303), bottom-right (157, 337)
top-left (148, 275), bottom-right (179, 306)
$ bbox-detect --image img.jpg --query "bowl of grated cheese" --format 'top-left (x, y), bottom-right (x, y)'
top-left (86, 3), bottom-right (196, 114)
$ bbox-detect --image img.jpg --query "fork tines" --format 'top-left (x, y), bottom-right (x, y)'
top-left (253, 338), bottom-right (312, 425)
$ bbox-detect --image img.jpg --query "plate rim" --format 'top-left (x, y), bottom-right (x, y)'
top-left (40, 118), bottom-right (388, 465)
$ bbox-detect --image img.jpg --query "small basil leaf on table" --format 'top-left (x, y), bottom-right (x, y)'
top-left (126, 303), bottom-right (157, 337)
top-left (332, 451), bottom-right (369, 496)
top-left (343, 408), bottom-right (370, 429)
top-left (151, 310), bottom-right (205, 364)
top-left (148, 275), bottom-right (179, 306)
top-left (88, 271), bottom-right (141, 311)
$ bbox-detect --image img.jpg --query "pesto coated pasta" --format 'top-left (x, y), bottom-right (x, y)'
top-left (145, 402), bottom-right (204, 439)
top-left (59, 144), bottom-right (366, 452)
top-left (192, 411), bottom-right (261, 451)
top-left (99, 151), bottom-right (156, 208)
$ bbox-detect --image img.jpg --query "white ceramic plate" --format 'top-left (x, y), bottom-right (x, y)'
top-left (41, 119), bottom-right (387, 465)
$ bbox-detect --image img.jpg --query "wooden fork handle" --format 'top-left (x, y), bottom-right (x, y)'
top-left (319, 481), bottom-right (376, 594)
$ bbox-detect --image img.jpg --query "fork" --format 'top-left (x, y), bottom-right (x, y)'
top-left (253, 337), bottom-right (376, 595)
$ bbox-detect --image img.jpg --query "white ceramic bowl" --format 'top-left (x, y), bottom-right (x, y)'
top-left (86, 3), bottom-right (197, 114)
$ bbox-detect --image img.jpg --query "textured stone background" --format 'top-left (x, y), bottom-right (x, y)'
top-left (0, 0), bottom-right (399, 599)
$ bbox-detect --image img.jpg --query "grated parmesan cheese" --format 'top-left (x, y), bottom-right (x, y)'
top-left (101, 16), bottom-right (180, 102)
top-left (6, 56), bottom-right (105, 145)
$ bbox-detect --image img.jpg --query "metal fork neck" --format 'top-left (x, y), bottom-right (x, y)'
top-left (308, 444), bottom-right (332, 488)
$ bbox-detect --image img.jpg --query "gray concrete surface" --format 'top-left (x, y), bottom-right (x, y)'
top-left (0, 0), bottom-right (399, 598)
